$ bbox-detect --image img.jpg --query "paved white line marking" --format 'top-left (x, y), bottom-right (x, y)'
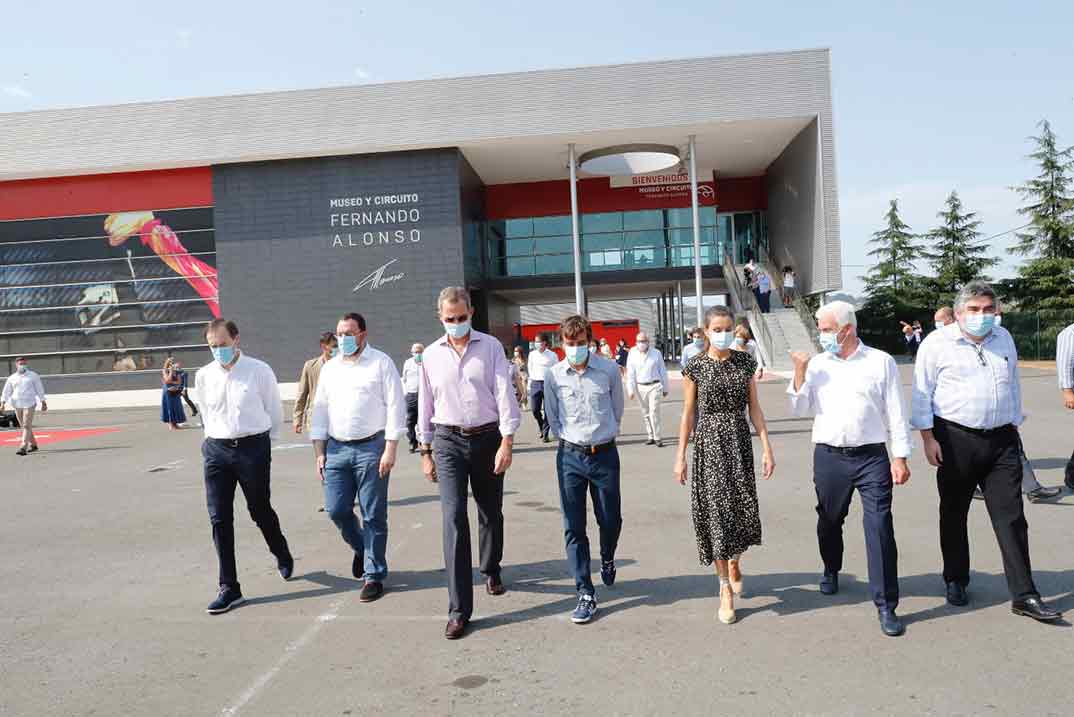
top-left (147, 459), bottom-right (184, 473)
top-left (271, 443), bottom-right (308, 452)
top-left (219, 535), bottom-right (412, 716)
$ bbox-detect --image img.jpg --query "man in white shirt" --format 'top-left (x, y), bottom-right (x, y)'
top-left (192, 319), bottom-right (293, 615)
top-left (626, 331), bottom-right (669, 447)
top-left (526, 333), bottom-right (558, 443)
top-left (912, 281), bottom-right (1060, 622)
top-left (311, 313), bottom-right (406, 603)
top-left (1, 357), bottom-right (47, 456)
top-left (1058, 321), bottom-right (1074, 491)
top-left (788, 300), bottom-right (910, 637)
top-left (401, 343), bottom-right (424, 453)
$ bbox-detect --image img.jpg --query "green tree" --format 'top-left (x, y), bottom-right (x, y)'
top-left (922, 190), bottom-right (998, 296)
top-left (862, 199), bottom-right (924, 306)
top-left (1010, 119), bottom-right (1074, 259)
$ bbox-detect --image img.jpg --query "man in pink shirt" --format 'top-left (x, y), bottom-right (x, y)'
top-left (418, 286), bottom-right (521, 640)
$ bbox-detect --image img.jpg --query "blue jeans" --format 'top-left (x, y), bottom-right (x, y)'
top-left (323, 434), bottom-right (389, 582)
top-left (556, 443), bottom-right (622, 597)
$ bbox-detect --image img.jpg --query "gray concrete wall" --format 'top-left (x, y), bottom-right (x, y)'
top-left (212, 149), bottom-right (467, 380)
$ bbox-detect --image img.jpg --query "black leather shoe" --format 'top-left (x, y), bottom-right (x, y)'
top-left (206, 585), bottom-right (244, 614)
top-left (445, 618), bottom-right (467, 640)
top-left (946, 582), bottom-right (968, 606)
top-left (1026, 486), bottom-right (1062, 502)
top-left (601, 560), bottom-right (617, 587)
top-left (486, 575), bottom-right (506, 596)
top-left (278, 556), bottom-right (294, 581)
top-left (359, 581), bottom-right (384, 602)
top-left (1011, 597), bottom-right (1062, 622)
top-left (1065, 475), bottom-right (1074, 491)
top-left (351, 550), bottom-right (365, 580)
top-left (878, 608), bottom-right (905, 637)
top-left (645, 439), bottom-right (656, 446)
top-left (819, 572), bottom-right (839, 595)
top-left (15, 448), bottom-right (26, 456)
top-left (656, 440), bottom-right (664, 448)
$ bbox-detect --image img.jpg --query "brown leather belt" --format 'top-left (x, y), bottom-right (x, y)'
top-left (437, 421), bottom-right (499, 437)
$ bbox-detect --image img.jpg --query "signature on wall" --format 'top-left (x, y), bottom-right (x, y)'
top-left (353, 258), bottom-right (405, 292)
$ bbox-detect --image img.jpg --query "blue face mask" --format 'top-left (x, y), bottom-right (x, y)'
top-left (692, 338), bottom-right (705, 349)
top-left (818, 330), bottom-right (844, 354)
top-left (16, 364), bottom-right (28, 374)
top-left (564, 344), bottom-right (589, 365)
top-left (329, 347), bottom-right (339, 358)
top-left (337, 334), bottom-right (359, 356)
top-left (413, 353), bottom-right (423, 364)
top-left (444, 320), bottom-right (471, 339)
top-left (963, 313), bottom-right (995, 337)
top-left (707, 331), bottom-right (735, 350)
top-left (211, 345), bottom-right (236, 365)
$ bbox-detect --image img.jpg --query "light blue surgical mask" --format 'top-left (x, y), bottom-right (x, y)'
top-left (692, 338), bottom-right (705, 349)
top-left (963, 313), bottom-right (995, 337)
top-left (337, 334), bottom-right (359, 355)
top-left (211, 345), bottom-right (236, 365)
top-left (707, 331), bottom-right (735, 350)
top-left (329, 347), bottom-right (339, 358)
top-left (16, 364), bottom-right (28, 374)
top-left (413, 353), bottom-right (422, 364)
top-left (444, 320), bottom-right (471, 339)
top-left (734, 337), bottom-right (746, 346)
top-left (818, 330), bottom-right (844, 354)
top-left (564, 344), bottom-right (589, 365)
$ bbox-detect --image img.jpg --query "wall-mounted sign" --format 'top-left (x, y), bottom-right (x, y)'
top-left (330, 193), bottom-right (423, 247)
top-left (609, 170), bottom-right (692, 188)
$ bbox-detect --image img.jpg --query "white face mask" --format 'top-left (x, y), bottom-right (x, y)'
top-left (637, 341), bottom-right (649, 352)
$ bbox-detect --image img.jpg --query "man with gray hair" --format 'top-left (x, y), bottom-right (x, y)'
top-left (912, 281), bottom-right (1061, 622)
top-left (418, 287), bottom-right (521, 640)
top-left (401, 342), bottom-right (425, 453)
top-left (789, 300), bottom-right (911, 637)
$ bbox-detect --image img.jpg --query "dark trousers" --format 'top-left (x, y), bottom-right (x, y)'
top-left (1066, 448), bottom-right (1074, 489)
top-left (433, 427), bottom-right (505, 621)
top-left (202, 433), bottom-right (290, 589)
top-left (932, 418), bottom-right (1037, 600)
top-left (758, 290), bottom-right (771, 313)
top-left (182, 390), bottom-right (199, 417)
top-left (813, 444), bottom-right (899, 610)
top-left (530, 381), bottom-right (548, 438)
top-left (405, 392), bottom-right (419, 448)
top-left (556, 444), bottom-right (622, 597)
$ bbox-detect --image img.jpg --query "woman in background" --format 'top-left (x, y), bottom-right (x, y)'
top-left (732, 324), bottom-right (765, 381)
top-left (160, 358), bottom-right (186, 430)
top-left (615, 338), bottom-right (629, 378)
top-left (511, 346), bottom-right (529, 411)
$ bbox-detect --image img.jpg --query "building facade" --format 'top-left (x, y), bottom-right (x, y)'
top-left (0, 49), bottom-right (840, 392)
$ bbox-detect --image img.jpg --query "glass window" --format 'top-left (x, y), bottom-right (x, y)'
top-left (534, 235), bottom-right (571, 256)
top-left (582, 233), bottom-right (623, 251)
top-left (623, 210), bottom-right (663, 231)
top-left (580, 212), bottom-right (622, 234)
top-left (506, 256), bottom-right (534, 276)
top-left (535, 254), bottom-right (574, 274)
top-left (504, 218), bottom-right (534, 238)
top-left (505, 238), bottom-right (534, 257)
top-left (532, 215), bottom-right (571, 237)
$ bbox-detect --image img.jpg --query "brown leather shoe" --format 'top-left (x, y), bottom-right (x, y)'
top-left (486, 575), bottom-right (506, 596)
top-left (444, 618), bottom-right (467, 640)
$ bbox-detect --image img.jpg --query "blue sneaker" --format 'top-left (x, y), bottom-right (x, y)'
top-left (206, 585), bottom-right (244, 614)
top-left (571, 594), bottom-right (597, 624)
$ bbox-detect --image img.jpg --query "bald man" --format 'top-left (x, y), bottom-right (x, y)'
top-left (626, 332), bottom-right (669, 447)
top-left (401, 343), bottom-right (425, 453)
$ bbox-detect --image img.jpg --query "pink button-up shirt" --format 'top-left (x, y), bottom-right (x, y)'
top-left (417, 330), bottom-right (521, 444)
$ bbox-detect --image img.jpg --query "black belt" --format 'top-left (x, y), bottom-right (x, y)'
top-left (330, 430), bottom-right (384, 445)
top-left (560, 439), bottom-right (617, 456)
top-left (934, 416), bottom-right (1013, 436)
top-left (437, 421), bottom-right (499, 437)
top-left (208, 431), bottom-right (269, 448)
top-left (638, 380), bottom-right (660, 386)
top-left (818, 443), bottom-right (885, 456)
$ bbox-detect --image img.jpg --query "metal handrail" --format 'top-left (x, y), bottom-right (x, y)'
top-left (757, 248), bottom-right (821, 351)
top-left (722, 253), bottom-right (773, 368)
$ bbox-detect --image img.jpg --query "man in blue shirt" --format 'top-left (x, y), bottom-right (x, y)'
top-left (543, 314), bottom-right (625, 624)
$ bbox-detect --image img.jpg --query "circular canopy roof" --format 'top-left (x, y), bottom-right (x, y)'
top-left (577, 143), bottom-right (681, 176)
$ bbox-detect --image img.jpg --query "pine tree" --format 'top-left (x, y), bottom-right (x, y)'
top-left (922, 190), bottom-right (998, 296)
top-left (1010, 119), bottom-right (1074, 259)
top-left (862, 199), bottom-right (923, 306)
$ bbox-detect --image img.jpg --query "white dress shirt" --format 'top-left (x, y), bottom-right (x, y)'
top-left (192, 353), bottom-right (283, 441)
top-left (626, 347), bottom-right (670, 396)
top-left (787, 342), bottom-right (912, 458)
top-left (401, 356), bottom-right (422, 394)
top-left (1056, 324), bottom-right (1074, 391)
top-left (911, 323), bottom-right (1023, 431)
top-left (2, 370), bottom-right (46, 409)
top-left (310, 346), bottom-right (406, 442)
top-left (527, 348), bottom-right (558, 383)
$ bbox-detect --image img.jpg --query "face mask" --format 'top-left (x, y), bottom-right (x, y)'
top-left (963, 314), bottom-right (995, 338)
top-left (16, 365), bottom-right (27, 374)
top-left (734, 337), bottom-right (746, 346)
top-left (413, 353), bottom-right (422, 364)
top-left (444, 319), bottom-right (471, 339)
top-left (818, 330), bottom-right (845, 355)
top-left (935, 322), bottom-right (945, 332)
top-left (708, 331), bottom-right (735, 350)
top-left (338, 334), bottom-right (359, 356)
top-left (638, 341), bottom-right (649, 352)
top-left (564, 344), bottom-right (589, 365)
top-left (211, 345), bottom-right (236, 365)
top-left (329, 347), bottom-right (339, 358)
top-left (537, 343), bottom-right (547, 351)
top-left (692, 338), bottom-right (704, 349)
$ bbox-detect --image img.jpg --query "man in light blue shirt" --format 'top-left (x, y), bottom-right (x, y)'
top-left (544, 314), bottom-right (625, 624)
top-left (680, 327), bottom-right (705, 369)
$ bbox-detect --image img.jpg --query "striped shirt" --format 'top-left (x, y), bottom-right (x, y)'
top-left (911, 323), bottom-right (1023, 431)
top-left (1056, 324), bottom-right (1074, 390)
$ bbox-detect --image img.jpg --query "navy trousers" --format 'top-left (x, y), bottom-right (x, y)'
top-left (813, 443), bottom-right (899, 610)
top-left (556, 443), bottom-right (623, 598)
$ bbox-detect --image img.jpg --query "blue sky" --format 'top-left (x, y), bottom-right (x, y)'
top-left (2, 0), bottom-right (1073, 296)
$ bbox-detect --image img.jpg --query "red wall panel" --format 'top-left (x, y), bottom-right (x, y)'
top-left (0, 167), bottom-right (213, 221)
